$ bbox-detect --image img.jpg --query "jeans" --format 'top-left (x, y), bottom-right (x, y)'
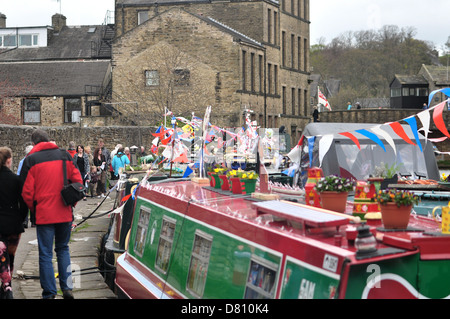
top-left (36, 222), bottom-right (72, 298)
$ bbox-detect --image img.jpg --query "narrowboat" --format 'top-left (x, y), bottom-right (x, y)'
top-left (114, 177), bottom-right (450, 299)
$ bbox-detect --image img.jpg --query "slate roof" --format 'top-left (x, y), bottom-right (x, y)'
top-left (0, 60), bottom-right (110, 96)
top-left (0, 25), bottom-right (109, 62)
top-left (393, 74), bottom-right (428, 85)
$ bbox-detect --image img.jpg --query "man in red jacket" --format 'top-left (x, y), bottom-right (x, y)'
top-left (20, 129), bottom-right (82, 299)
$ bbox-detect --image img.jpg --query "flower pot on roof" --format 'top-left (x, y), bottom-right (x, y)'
top-left (227, 169), bottom-right (258, 194)
top-left (208, 167), bottom-right (227, 189)
top-left (315, 175), bottom-right (354, 213)
top-left (375, 188), bottom-right (418, 229)
top-left (372, 162), bottom-right (401, 190)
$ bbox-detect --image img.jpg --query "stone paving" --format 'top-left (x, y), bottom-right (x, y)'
top-left (15, 195), bottom-right (117, 299)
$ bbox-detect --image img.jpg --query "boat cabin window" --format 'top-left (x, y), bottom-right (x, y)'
top-left (186, 231), bottom-right (213, 298)
top-left (134, 207), bottom-right (151, 256)
top-left (245, 256), bottom-right (278, 299)
top-left (155, 216), bottom-right (176, 273)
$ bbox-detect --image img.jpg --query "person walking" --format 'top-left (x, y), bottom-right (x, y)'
top-left (17, 145), bottom-right (34, 228)
top-left (20, 129), bottom-right (83, 299)
top-left (97, 138), bottom-right (111, 191)
top-left (111, 147), bottom-right (130, 179)
top-left (0, 147), bottom-right (28, 299)
top-left (93, 147), bottom-right (107, 198)
top-left (73, 145), bottom-right (90, 201)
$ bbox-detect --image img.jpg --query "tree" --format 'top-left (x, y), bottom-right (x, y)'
top-left (310, 25), bottom-right (435, 109)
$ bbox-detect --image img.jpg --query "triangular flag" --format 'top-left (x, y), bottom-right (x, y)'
top-left (356, 129), bottom-right (386, 152)
top-left (173, 152), bottom-right (189, 163)
top-left (428, 88), bottom-right (450, 106)
top-left (307, 136), bottom-right (316, 167)
top-left (182, 165), bottom-right (193, 178)
top-left (388, 122), bottom-right (415, 145)
top-left (404, 116), bottom-right (423, 152)
top-left (318, 135), bottom-right (334, 167)
top-left (433, 100), bottom-right (450, 138)
top-left (417, 109), bottom-right (431, 140)
top-left (371, 125), bottom-right (396, 155)
top-left (339, 132), bottom-right (361, 150)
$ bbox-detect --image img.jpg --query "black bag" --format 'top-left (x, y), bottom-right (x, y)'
top-left (61, 153), bottom-right (85, 206)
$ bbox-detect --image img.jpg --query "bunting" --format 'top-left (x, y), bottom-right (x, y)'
top-left (299, 94), bottom-right (450, 166)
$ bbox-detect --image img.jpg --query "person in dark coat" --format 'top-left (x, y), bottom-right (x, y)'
top-left (0, 147), bottom-right (28, 299)
top-left (20, 129), bottom-right (83, 299)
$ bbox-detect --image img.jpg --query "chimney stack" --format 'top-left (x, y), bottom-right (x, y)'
top-left (51, 13), bottom-right (66, 33)
top-left (0, 13), bottom-right (6, 28)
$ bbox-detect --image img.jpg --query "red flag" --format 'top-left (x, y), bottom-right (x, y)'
top-left (433, 101), bottom-right (450, 138)
top-left (339, 132), bottom-right (361, 149)
top-left (388, 122), bottom-right (415, 145)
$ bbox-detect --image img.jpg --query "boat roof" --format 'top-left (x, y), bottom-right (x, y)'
top-left (138, 179), bottom-right (450, 262)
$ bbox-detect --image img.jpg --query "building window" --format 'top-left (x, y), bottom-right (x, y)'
top-left (391, 88), bottom-right (401, 97)
top-left (282, 86), bottom-right (286, 114)
top-left (23, 98), bottom-right (40, 123)
top-left (273, 11), bottom-right (278, 45)
top-left (267, 63), bottom-right (272, 94)
top-left (298, 89), bottom-right (302, 115)
top-left (155, 216), bottom-right (176, 274)
top-left (274, 65), bottom-right (278, 95)
top-left (297, 36), bottom-right (302, 70)
top-left (145, 70), bottom-right (159, 87)
top-left (245, 257), bottom-right (278, 299)
top-left (19, 34), bottom-right (38, 46)
top-left (138, 11), bottom-right (149, 25)
top-left (242, 50), bottom-right (247, 91)
top-left (303, 38), bottom-right (308, 72)
top-left (282, 31), bottom-right (286, 67)
top-left (174, 69), bottom-right (190, 86)
top-left (267, 9), bottom-right (272, 44)
top-left (416, 88), bottom-right (428, 96)
top-left (304, 89), bottom-right (308, 115)
top-left (402, 87), bottom-right (409, 96)
top-left (291, 34), bottom-right (295, 68)
top-left (134, 207), bottom-right (151, 257)
top-left (291, 87), bottom-right (296, 115)
top-left (259, 55), bottom-right (263, 93)
top-left (250, 53), bottom-right (255, 92)
top-left (3, 35), bottom-right (16, 47)
top-left (64, 98), bottom-right (82, 123)
top-left (187, 231), bottom-right (213, 298)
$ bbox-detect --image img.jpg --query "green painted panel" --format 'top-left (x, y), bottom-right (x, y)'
top-left (418, 260), bottom-right (450, 299)
top-left (344, 253), bottom-right (419, 299)
top-left (128, 198), bottom-right (282, 299)
top-left (280, 260), bottom-right (340, 299)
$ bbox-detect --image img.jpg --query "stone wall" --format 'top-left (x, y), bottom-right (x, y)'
top-left (0, 125), bottom-right (155, 172)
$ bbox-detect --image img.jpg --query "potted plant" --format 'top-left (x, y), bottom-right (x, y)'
top-left (227, 169), bottom-right (258, 194)
top-left (208, 166), bottom-right (227, 189)
top-left (375, 188), bottom-right (419, 229)
top-left (315, 175), bottom-right (354, 212)
top-left (371, 162), bottom-right (403, 189)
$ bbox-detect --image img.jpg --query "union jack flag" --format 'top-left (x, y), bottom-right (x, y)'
top-left (318, 88), bottom-right (332, 111)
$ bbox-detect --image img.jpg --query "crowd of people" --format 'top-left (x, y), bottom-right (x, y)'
top-left (0, 130), bottom-right (136, 299)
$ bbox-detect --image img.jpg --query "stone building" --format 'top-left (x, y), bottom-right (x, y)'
top-left (113, 0), bottom-right (311, 141)
top-left (390, 64), bottom-right (450, 109)
top-left (0, 13), bottom-right (114, 126)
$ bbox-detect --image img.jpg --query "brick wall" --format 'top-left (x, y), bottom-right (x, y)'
top-left (0, 125), bottom-right (155, 172)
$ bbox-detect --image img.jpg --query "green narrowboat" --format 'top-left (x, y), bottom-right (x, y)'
top-left (114, 178), bottom-right (450, 299)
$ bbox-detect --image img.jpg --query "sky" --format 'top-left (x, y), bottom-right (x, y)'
top-left (1, 0), bottom-right (449, 52)
top-left (310, 0), bottom-right (450, 52)
top-left (1, 0), bottom-right (115, 26)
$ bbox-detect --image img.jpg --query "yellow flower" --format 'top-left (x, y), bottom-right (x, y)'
top-left (242, 173), bottom-right (247, 178)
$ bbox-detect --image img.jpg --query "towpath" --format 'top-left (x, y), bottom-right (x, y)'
top-left (13, 195), bottom-right (117, 299)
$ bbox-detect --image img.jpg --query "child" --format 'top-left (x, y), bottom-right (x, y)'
top-left (88, 166), bottom-right (100, 197)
